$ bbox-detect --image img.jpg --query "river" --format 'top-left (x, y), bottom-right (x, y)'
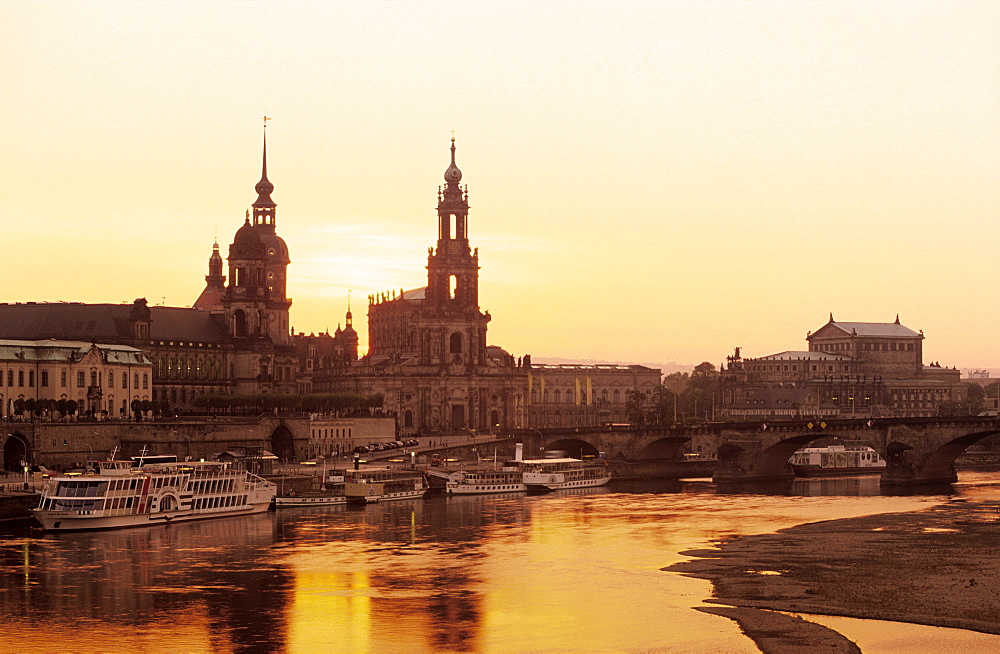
top-left (2, 473), bottom-right (1000, 653)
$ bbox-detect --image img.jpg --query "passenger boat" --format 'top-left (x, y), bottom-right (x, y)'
top-left (789, 444), bottom-right (886, 477)
top-left (445, 466), bottom-right (527, 495)
top-left (520, 457), bottom-right (612, 492)
top-left (274, 470), bottom-right (348, 507)
top-left (343, 468), bottom-right (427, 503)
top-left (33, 459), bottom-right (276, 531)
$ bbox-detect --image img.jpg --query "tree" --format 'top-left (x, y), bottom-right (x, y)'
top-left (12, 399), bottom-right (24, 416)
top-left (66, 400), bottom-right (78, 416)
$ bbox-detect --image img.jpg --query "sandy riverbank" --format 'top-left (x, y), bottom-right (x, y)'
top-left (669, 499), bottom-right (1000, 653)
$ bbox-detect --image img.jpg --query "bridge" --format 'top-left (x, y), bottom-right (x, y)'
top-left (516, 416), bottom-right (1000, 485)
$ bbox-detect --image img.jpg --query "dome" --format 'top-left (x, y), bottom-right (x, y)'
top-left (444, 137), bottom-right (462, 184)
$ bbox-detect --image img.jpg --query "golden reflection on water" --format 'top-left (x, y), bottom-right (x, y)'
top-left (1, 476), bottom-right (995, 653)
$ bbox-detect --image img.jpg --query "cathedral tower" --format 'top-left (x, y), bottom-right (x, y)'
top-left (426, 138), bottom-right (480, 310)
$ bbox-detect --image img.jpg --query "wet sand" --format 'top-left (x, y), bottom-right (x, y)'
top-left (669, 499), bottom-right (1000, 653)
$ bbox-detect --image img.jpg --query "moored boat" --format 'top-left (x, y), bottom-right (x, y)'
top-left (33, 459), bottom-right (276, 531)
top-left (274, 469), bottom-right (348, 507)
top-left (445, 466), bottom-right (527, 495)
top-left (521, 458), bottom-right (611, 492)
top-left (789, 444), bottom-right (886, 477)
top-left (343, 468), bottom-right (427, 503)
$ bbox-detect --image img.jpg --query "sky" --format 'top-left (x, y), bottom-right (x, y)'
top-left (3, 2), bottom-right (998, 372)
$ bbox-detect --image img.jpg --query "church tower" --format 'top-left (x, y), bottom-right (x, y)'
top-left (223, 128), bottom-right (292, 346)
top-left (426, 138), bottom-right (481, 310)
top-left (193, 240), bottom-right (226, 312)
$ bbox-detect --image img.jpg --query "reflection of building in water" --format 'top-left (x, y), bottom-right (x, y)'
top-left (0, 513), bottom-right (285, 652)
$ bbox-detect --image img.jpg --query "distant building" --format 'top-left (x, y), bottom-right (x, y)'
top-left (526, 364), bottom-right (662, 428)
top-left (720, 315), bottom-right (964, 419)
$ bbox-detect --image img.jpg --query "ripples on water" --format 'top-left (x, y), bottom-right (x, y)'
top-left (1, 473), bottom-right (998, 652)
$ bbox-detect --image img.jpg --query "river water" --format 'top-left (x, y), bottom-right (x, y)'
top-left (2, 473), bottom-right (1000, 653)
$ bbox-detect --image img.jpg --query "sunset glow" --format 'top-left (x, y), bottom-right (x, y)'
top-left (4, 1), bottom-right (997, 370)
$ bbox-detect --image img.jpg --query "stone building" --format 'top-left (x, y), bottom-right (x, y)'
top-left (526, 363), bottom-right (662, 428)
top-left (720, 315), bottom-right (964, 419)
top-left (0, 131), bottom-right (297, 409)
top-left (0, 339), bottom-right (151, 418)
top-left (313, 140), bottom-right (529, 435)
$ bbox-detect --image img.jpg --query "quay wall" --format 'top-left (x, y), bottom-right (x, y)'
top-left (4, 417), bottom-right (312, 469)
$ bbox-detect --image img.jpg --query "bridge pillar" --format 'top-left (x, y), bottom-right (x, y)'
top-left (712, 439), bottom-right (794, 484)
top-left (880, 440), bottom-right (958, 486)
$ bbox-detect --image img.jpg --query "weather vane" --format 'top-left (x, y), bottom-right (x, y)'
top-left (262, 115), bottom-right (272, 129)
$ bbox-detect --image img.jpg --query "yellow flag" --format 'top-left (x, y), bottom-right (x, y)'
top-left (586, 376), bottom-right (593, 405)
top-left (575, 377), bottom-right (581, 405)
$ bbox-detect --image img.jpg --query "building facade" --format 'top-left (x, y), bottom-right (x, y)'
top-left (313, 140), bottom-right (529, 436)
top-left (720, 315), bottom-right (964, 419)
top-left (0, 339), bottom-right (151, 418)
top-left (526, 364), bottom-right (662, 428)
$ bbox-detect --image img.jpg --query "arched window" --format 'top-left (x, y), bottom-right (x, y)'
top-left (613, 389), bottom-right (620, 403)
top-left (449, 332), bottom-right (463, 354)
top-left (234, 310), bottom-right (248, 337)
top-left (404, 410), bottom-right (413, 429)
top-left (566, 390), bottom-right (574, 404)
top-left (554, 389), bottom-right (561, 404)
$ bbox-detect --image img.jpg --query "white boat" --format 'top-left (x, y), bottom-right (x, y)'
top-left (445, 466), bottom-right (527, 495)
top-left (343, 468), bottom-right (427, 503)
top-left (789, 444), bottom-right (886, 477)
top-left (32, 459), bottom-right (276, 531)
top-left (274, 470), bottom-right (348, 507)
top-left (520, 457), bottom-right (612, 492)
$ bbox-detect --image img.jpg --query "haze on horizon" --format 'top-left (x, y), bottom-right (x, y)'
top-left (3, 2), bottom-right (997, 372)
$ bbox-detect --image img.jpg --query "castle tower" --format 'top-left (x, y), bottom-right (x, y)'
top-left (223, 128), bottom-right (292, 345)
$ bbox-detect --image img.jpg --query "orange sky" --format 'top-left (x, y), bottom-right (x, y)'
top-left (3, 2), bottom-right (998, 371)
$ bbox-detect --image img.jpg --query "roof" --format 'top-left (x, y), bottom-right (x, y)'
top-left (401, 287), bottom-right (426, 300)
top-left (811, 321), bottom-right (921, 339)
top-left (0, 339), bottom-right (150, 365)
top-left (149, 307), bottom-right (226, 343)
top-left (0, 302), bottom-right (227, 345)
top-left (0, 302), bottom-right (136, 341)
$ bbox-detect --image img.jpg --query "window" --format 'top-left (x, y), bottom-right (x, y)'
top-left (90, 371), bottom-right (97, 386)
top-left (28, 371), bottom-right (34, 387)
top-left (61, 370), bottom-right (67, 387)
top-left (41, 371), bottom-right (48, 387)
top-left (449, 332), bottom-right (463, 354)
top-left (108, 371), bottom-right (114, 387)
top-left (6, 371), bottom-right (11, 386)
top-left (122, 374), bottom-right (127, 389)
top-left (134, 374), bottom-right (139, 389)
top-left (143, 373), bottom-right (148, 389)
top-left (77, 371), bottom-right (85, 387)
top-left (18, 371), bottom-right (24, 387)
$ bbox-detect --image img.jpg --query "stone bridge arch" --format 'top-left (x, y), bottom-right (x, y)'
top-left (542, 438), bottom-right (600, 459)
top-left (270, 425), bottom-right (295, 462)
top-left (882, 427), bottom-right (1000, 485)
top-left (2, 432), bottom-right (31, 472)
